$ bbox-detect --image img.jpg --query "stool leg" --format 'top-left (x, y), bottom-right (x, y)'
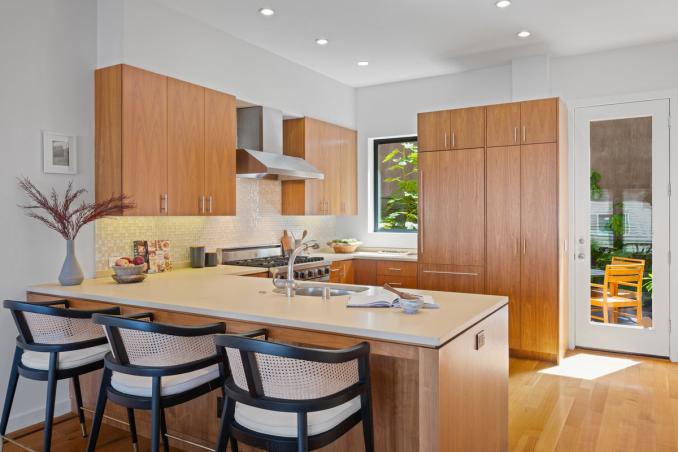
top-left (127, 408), bottom-right (138, 452)
top-left (42, 353), bottom-right (59, 452)
top-left (0, 347), bottom-right (21, 451)
top-left (160, 409), bottom-right (170, 452)
top-left (360, 391), bottom-right (375, 452)
top-left (150, 377), bottom-right (161, 452)
top-left (296, 412), bottom-right (308, 452)
top-left (72, 375), bottom-right (87, 437)
top-left (86, 368), bottom-right (111, 452)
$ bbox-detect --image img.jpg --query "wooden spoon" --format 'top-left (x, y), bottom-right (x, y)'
top-left (383, 283), bottom-right (419, 300)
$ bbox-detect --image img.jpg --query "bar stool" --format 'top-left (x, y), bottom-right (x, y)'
top-left (86, 313), bottom-right (266, 452)
top-left (0, 299), bottom-right (121, 452)
top-left (214, 335), bottom-right (374, 452)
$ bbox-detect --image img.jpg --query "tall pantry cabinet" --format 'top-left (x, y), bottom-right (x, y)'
top-left (418, 98), bottom-right (568, 362)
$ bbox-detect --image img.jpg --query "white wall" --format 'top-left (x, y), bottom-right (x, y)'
top-left (0, 0), bottom-right (97, 430)
top-left (100, 0), bottom-right (356, 129)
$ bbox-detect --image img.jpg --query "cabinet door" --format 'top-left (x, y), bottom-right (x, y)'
top-left (327, 124), bottom-right (343, 216)
top-left (521, 99), bottom-right (557, 144)
top-left (449, 107), bottom-right (485, 149)
top-left (121, 65), bottom-right (167, 216)
top-left (339, 128), bottom-right (358, 215)
top-left (304, 119), bottom-right (327, 215)
top-left (486, 146), bottom-right (522, 350)
top-left (168, 78), bottom-right (205, 215)
top-left (418, 110), bottom-right (450, 152)
top-left (330, 260), bottom-right (355, 284)
top-left (520, 143), bottom-right (558, 355)
top-left (204, 88), bottom-right (236, 215)
top-left (419, 149), bottom-right (485, 266)
top-left (486, 103), bottom-right (521, 147)
top-left (418, 264), bottom-right (484, 293)
top-left (353, 259), bottom-right (377, 285)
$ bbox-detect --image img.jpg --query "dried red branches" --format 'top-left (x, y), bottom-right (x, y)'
top-left (18, 177), bottom-right (135, 240)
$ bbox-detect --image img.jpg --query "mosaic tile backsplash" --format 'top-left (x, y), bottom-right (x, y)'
top-left (95, 179), bottom-right (337, 272)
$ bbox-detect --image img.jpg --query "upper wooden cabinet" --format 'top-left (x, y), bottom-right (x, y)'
top-left (418, 107), bottom-right (485, 151)
top-left (520, 98), bottom-right (558, 144)
top-left (95, 64), bottom-right (237, 216)
top-left (281, 117), bottom-right (357, 216)
top-left (486, 103), bottom-right (521, 147)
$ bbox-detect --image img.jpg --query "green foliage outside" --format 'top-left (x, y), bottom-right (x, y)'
top-left (379, 143), bottom-right (418, 231)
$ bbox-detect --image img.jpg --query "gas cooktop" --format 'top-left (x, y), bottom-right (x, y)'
top-left (224, 255), bottom-right (324, 269)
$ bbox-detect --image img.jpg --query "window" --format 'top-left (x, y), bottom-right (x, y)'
top-left (373, 136), bottom-right (418, 232)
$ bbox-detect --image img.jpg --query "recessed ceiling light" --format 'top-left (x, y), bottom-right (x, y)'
top-left (495, 0), bottom-right (511, 8)
top-left (258, 7), bottom-right (275, 16)
top-left (357, 61), bottom-right (369, 67)
top-left (315, 38), bottom-right (329, 46)
top-left (517, 30), bottom-right (531, 38)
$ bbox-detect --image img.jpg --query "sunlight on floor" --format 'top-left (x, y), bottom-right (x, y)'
top-left (538, 353), bottom-right (640, 380)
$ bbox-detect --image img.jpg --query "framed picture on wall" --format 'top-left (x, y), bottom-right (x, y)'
top-left (42, 130), bottom-right (77, 174)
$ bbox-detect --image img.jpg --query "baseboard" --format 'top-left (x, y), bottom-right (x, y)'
top-left (509, 348), bottom-right (558, 363)
top-left (5, 398), bottom-right (71, 433)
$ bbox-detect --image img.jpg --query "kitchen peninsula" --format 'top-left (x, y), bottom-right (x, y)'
top-left (27, 269), bottom-right (508, 451)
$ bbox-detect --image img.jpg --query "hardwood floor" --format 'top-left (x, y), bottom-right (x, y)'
top-left (5, 350), bottom-right (678, 451)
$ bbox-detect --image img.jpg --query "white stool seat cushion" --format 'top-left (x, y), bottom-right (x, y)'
top-left (111, 364), bottom-right (220, 397)
top-left (21, 344), bottom-right (110, 371)
top-left (234, 396), bottom-right (361, 437)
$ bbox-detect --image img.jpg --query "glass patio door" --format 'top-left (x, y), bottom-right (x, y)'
top-left (574, 99), bottom-right (670, 356)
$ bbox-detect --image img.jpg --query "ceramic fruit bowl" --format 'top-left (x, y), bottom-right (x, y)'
top-left (112, 273), bottom-right (147, 284)
top-left (111, 263), bottom-right (146, 277)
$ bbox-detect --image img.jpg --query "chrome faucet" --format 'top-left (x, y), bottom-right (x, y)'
top-left (273, 240), bottom-right (320, 297)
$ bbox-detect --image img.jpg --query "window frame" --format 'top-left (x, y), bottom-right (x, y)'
top-left (372, 135), bottom-right (418, 233)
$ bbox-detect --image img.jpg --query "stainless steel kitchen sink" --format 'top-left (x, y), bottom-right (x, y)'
top-left (274, 284), bottom-right (370, 297)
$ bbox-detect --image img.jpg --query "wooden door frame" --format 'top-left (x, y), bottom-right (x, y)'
top-left (567, 89), bottom-right (676, 361)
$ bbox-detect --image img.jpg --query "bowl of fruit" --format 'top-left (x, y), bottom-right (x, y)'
top-left (111, 257), bottom-right (147, 283)
top-left (327, 239), bottom-right (361, 254)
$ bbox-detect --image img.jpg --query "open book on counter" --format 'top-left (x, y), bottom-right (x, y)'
top-left (347, 288), bottom-right (439, 309)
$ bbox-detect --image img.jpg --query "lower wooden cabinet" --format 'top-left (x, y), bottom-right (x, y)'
top-left (418, 264), bottom-right (484, 294)
top-left (329, 260), bottom-right (354, 284)
top-left (353, 259), bottom-right (377, 285)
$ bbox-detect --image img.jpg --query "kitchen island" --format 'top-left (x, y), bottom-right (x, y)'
top-left (27, 268), bottom-right (508, 452)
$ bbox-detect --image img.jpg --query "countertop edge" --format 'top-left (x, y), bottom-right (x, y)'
top-left (26, 285), bottom-right (506, 348)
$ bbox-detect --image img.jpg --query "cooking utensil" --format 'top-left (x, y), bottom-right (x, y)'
top-left (383, 283), bottom-right (419, 300)
top-left (301, 230), bottom-right (308, 240)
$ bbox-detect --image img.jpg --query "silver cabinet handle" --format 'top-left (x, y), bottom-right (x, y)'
top-left (522, 126), bottom-right (526, 143)
top-left (160, 193), bottom-right (168, 213)
top-left (422, 270), bottom-right (479, 276)
top-left (208, 196), bottom-right (213, 214)
top-left (452, 131), bottom-right (456, 148)
top-left (444, 133), bottom-right (447, 148)
top-left (522, 239), bottom-right (526, 255)
top-left (387, 268), bottom-right (402, 272)
top-left (386, 282), bottom-right (403, 286)
top-left (514, 127), bottom-right (518, 143)
top-left (200, 195), bottom-right (206, 213)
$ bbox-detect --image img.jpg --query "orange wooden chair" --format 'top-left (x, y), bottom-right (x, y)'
top-left (590, 264), bottom-right (644, 324)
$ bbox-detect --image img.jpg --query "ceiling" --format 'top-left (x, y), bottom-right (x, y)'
top-left (156, 0), bottom-right (678, 87)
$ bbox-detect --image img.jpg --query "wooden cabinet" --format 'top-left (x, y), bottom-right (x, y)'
top-left (329, 260), bottom-right (355, 284)
top-left (418, 97), bottom-right (567, 361)
top-left (353, 259), bottom-right (377, 286)
top-left (419, 149), bottom-right (485, 272)
top-left (521, 98), bottom-right (558, 144)
top-left (95, 64), bottom-right (237, 216)
top-left (376, 260), bottom-right (418, 288)
top-left (204, 88), bottom-right (236, 216)
top-left (486, 103), bottom-right (521, 147)
top-left (418, 110), bottom-right (450, 152)
top-left (167, 77), bottom-right (204, 215)
top-left (281, 118), bottom-right (357, 216)
top-left (418, 107), bottom-right (485, 151)
top-left (486, 146), bottom-right (522, 349)
top-left (96, 64), bottom-right (168, 216)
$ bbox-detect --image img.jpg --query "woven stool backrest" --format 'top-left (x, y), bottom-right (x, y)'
top-left (23, 312), bottom-right (104, 345)
top-left (225, 347), bottom-right (359, 400)
top-left (117, 328), bottom-right (216, 366)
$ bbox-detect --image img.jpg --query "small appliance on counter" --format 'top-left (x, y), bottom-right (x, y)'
top-left (218, 244), bottom-right (330, 281)
top-left (205, 252), bottom-right (218, 267)
top-left (190, 246), bottom-right (206, 268)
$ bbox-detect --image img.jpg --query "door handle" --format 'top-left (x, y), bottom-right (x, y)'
top-left (577, 253), bottom-right (586, 260)
top-left (160, 194), bottom-right (168, 213)
top-left (522, 126), bottom-right (526, 143)
top-left (200, 195), bottom-right (206, 214)
top-left (422, 270), bottom-right (479, 276)
top-left (452, 131), bottom-right (456, 148)
top-left (208, 196), bottom-right (213, 214)
top-left (514, 127), bottom-right (518, 144)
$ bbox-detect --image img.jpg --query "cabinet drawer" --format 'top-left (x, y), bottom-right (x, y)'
top-left (418, 264), bottom-right (484, 294)
top-left (376, 260), bottom-right (418, 277)
top-left (376, 275), bottom-right (418, 289)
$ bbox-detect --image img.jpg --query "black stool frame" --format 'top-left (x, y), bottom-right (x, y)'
top-left (86, 313), bottom-right (266, 452)
top-left (1, 299), bottom-right (120, 452)
top-left (214, 335), bottom-right (374, 452)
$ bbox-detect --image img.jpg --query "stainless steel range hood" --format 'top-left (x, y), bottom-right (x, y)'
top-left (236, 106), bottom-right (324, 180)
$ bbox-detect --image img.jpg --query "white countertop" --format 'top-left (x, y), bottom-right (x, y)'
top-left (312, 251), bottom-right (418, 262)
top-left (27, 266), bottom-right (505, 348)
